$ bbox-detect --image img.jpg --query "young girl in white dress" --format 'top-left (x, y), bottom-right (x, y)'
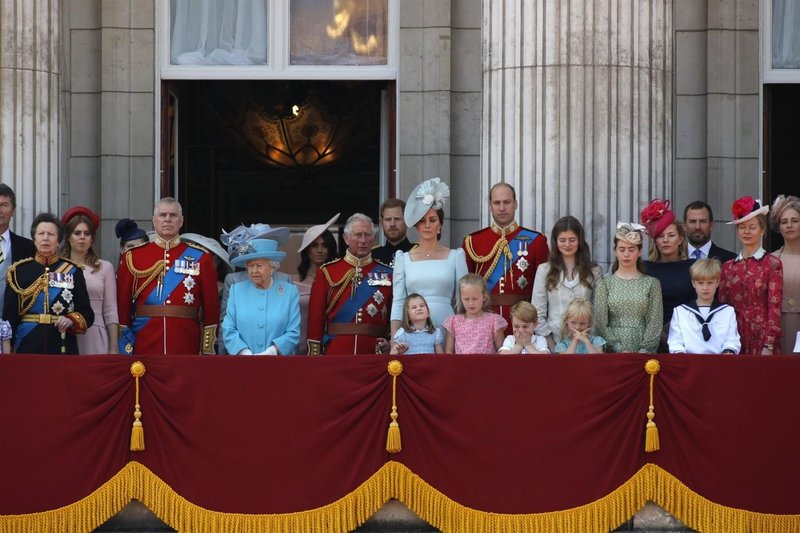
top-left (443, 274), bottom-right (507, 354)
top-left (390, 293), bottom-right (444, 355)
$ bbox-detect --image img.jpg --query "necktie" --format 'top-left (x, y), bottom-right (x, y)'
top-left (0, 235), bottom-right (5, 264)
top-left (692, 249), bottom-right (702, 260)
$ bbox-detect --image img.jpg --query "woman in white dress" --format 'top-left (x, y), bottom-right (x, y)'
top-left (60, 206), bottom-right (119, 354)
top-left (390, 178), bottom-right (468, 335)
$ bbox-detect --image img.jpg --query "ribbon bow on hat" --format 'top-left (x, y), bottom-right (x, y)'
top-left (615, 222), bottom-right (646, 245)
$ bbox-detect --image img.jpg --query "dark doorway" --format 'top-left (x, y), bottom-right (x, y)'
top-left (166, 80), bottom-right (388, 238)
top-left (764, 84), bottom-right (800, 251)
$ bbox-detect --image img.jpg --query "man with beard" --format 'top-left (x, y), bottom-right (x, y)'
top-left (683, 201), bottom-right (736, 263)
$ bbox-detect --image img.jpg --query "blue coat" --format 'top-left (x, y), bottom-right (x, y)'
top-left (222, 278), bottom-right (300, 355)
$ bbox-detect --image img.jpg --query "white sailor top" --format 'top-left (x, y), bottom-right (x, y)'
top-left (667, 301), bottom-right (741, 354)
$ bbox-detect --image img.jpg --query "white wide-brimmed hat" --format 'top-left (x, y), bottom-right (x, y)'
top-left (404, 177), bottom-right (450, 227)
top-left (299, 213), bottom-right (340, 253)
top-left (181, 233), bottom-right (233, 272)
top-left (231, 239), bottom-right (287, 268)
top-left (727, 196), bottom-right (769, 225)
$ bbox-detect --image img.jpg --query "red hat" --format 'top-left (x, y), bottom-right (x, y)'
top-left (727, 196), bottom-right (769, 225)
top-left (640, 199), bottom-right (675, 239)
top-left (61, 206), bottom-right (100, 231)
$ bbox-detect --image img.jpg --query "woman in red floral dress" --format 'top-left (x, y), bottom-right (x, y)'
top-left (718, 197), bottom-right (783, 355)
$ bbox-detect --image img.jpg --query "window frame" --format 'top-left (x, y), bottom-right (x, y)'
top-left (158, 0), bottom-right (398, 80)
top-left (761, 0), bottom-right (800, 83)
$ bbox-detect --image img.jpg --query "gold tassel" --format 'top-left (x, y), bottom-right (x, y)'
top-left (644, 359), bottom-right (661, 453)
top-left (130, 361), bottom-right (146, 451)
top-left (386, 360), bottom-right (403, 453)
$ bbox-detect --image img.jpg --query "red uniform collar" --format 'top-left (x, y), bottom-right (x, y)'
top-left (34, 253), bottom-right (59, 265)
top-left (490, 220), bottom-right (519, 237)
top-left (153, 234), bottom-right (182, 249)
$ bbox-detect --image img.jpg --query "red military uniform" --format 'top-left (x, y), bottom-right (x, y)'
top-left (307, 252), bottom-right (392, 355)
top-left (462, 221), bottom-right (549, 335)
top-left (117, 234), bottom-right (220, 355)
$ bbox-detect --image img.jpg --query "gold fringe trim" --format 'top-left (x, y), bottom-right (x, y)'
top-left (2, 462), bottom-right (800, 533)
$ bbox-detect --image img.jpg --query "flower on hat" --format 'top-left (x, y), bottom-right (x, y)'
top-left (415, 178), bottom-right (450, 210)
top-left (220, 225), bottom-right (251, 247)
top-left (731, 196), bottom-right (758, 221)
top-left (640, 199), bottom-right (670, 224)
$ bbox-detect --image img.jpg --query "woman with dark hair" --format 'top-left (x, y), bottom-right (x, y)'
top-left (60, 206), bottom-right (119, 354)
top-left (531, 216), bottom-right (603, 349)
top-left (3, 213), bottom-right (94, 354)
top-left (294, 214), bottom-right (339, 354)
top-left (390, 178), bottom-right (468, 334)
top-left (593, 223), bottom-right (662, 353)
top-left (718, 197), bottom-right (783, 354)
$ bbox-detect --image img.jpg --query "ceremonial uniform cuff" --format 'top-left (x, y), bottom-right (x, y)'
top-left (307, 340), bottom-right (322, 356)
top-left (66, 312), bottom-right (88, 334)
top-left (202, 325), bottom-right (218, 355)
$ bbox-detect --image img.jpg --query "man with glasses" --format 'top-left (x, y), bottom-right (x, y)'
top-left (307, 213), bottom-right (392, 355)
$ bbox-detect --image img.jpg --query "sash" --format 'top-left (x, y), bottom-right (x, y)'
top-left (485, 229), bottom-right (540, 292)
top-left (323, 263), bottom-right (391, 346)
top-left (120, 245), bottom-right (205, 354)
top-left (15, 262), bottom-right (75, 350)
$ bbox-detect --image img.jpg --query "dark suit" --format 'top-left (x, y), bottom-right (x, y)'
top-left (708, 243), bottom-right (737, 264)
top-left (9, 231), bottom-right (36, 262)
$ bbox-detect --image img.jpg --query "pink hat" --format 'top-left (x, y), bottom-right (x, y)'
top-left (727, 196), bottom-right (769, 225)
top-left (640, 199), bottom-right (675, 239)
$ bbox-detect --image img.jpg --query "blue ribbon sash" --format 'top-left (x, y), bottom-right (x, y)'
top-left (485, 229), bottom-right (540, 292)
top-left (323, 263), bottom-right (391, 346)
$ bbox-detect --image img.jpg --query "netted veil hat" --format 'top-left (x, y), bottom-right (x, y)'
top-left (727, 196), bottom-right (769, 225)
top-left (404, 177), bottom-right (451, 227)
top-left (769, 195), bottom-right (800, 231)
top-left (639, 199), bottom-right (675, 239)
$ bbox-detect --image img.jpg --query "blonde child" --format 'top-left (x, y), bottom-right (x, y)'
top-left (442, 274), bottom-right (507, 354)
top-left (390, 293), bottom-right (445, 354)
top-left (0, 319), bottom-right (11, 353)
top-left (498, 301), bottom-right (550, 354)
top-left (668, 259), bottom-right (740, 354)
top-left (554, 299), bottom-right (606, 354)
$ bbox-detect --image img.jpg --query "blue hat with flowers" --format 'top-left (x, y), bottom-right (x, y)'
top-left (404, 177), bottom-right (451, 227)
top-left (230, 239), bottom-right (287, 268)
top-left (222, 223), bottom-right (290, 262)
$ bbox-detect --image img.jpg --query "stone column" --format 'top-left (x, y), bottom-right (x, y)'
top-left (482, 0), bottom-right (672, 265)
top-left (0, 0), bottom-right (61, 233)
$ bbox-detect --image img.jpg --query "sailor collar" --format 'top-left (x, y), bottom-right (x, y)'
top-left (735, 247), bottom-right (766, 262)
top-left (153, 234), bottom-right (182, 249)
top-left (35, 253), bottom-right (60, 266)
top-left (344, 251), bottom-right (373, 268)
top-left (491, 220), bottom-right (519, 237)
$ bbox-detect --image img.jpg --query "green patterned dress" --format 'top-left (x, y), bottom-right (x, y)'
top-left (593, 274), bottom-right (663, 353)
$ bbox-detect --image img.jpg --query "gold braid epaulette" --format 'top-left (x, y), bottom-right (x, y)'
top-left (464, 234), bottom-right (512, 281)
top-left (6, 258), bottom-right (46, 316)
top-left (125, 252), bottom-right (166, 301)
top-left (323, 267), bottom-right (355, 316)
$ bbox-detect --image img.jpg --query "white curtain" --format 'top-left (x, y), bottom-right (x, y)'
top-left (772, 0), bottom-right (800, 69)
top-left (171, 0), bottom-right (268, 65)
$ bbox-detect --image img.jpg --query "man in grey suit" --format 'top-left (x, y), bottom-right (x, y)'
top-left (0, 184), bottom-right (36, 318)
top-left (683, 201), bottom-right (737, 263)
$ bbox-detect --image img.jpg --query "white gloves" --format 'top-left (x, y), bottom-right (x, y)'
top-left (238, 348), bottom-right (254, 355)
top-left (256, 345), bottom-right (279, 356)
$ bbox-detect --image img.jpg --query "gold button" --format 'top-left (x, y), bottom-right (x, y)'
top-left (166, 300), bottom-right (171, 304)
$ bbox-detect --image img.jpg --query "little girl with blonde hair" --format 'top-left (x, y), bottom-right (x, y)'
top-left (442, 274), bottom-right (507, 353)
top-left (554, 298), bottom-right (606, 354)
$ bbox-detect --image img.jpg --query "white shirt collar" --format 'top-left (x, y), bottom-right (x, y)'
top-left (687, 241), bottom-right (712, 258)
top-left (735, 248), bottom-right (766, 261)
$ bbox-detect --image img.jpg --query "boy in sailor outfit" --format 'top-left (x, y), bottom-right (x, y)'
top-left (668, 258), bottom-right (740, 354)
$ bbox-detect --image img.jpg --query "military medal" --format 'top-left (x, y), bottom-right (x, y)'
top-left (373, 291), bottom-right (384, 305)
top-left (183, 293), bottom-right (195, 305)
top-left (516, 276), bottom-right (528, 289)
top-left (515, 242), bottom-right (529, 272)
top-left (61, 289), bottom-right (73, 303)
top-left (367, 303), bottom-right (378, 317)
top-left (182, 276), bottom-right (196, 290)
top-left (52, 301), bottom-right (65, 315)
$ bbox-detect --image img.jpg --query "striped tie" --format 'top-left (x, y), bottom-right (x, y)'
top-left (0, 235), bottom-right (4, 264)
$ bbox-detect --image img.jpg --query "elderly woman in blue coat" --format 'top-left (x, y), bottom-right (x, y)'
top-left (222, 239), bottom-right (301, 355)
